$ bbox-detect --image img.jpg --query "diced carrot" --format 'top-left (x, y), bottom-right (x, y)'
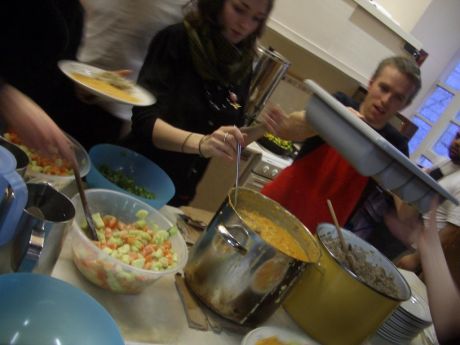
top-left (126, 237), bottom-right (137, 245)
top-left (106, 242), bottom-right (117, 250)
top-left (129, 252), bottom-right (139, 260)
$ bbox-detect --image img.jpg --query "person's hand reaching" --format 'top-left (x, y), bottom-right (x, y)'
top-left (0, 84), bottom-right (77, 167)
top-left (260, 104), bottom-right (288, 137)
top-left (199, 125), bottom-right (246, 161)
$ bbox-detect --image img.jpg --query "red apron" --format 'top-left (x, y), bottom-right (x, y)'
top-left (261, 144), bottom-right (369, 234)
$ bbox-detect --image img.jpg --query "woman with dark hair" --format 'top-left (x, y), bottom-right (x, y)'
top-left (126, 0), bottom-right (278, 206)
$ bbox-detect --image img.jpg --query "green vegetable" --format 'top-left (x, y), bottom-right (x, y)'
top-left (136, 209), bottom-right (149, 219)
top-left (98, 164), bottom-right (156, 200)
top-left (92, 212), bottom-right (105, 229)
top-left (264, 132), bottom-right (294, 152)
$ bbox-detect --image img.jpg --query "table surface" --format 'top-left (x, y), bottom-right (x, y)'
top-left (51, 205), bottom-right (438, 345)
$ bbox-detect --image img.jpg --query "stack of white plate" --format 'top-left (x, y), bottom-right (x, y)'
top-left (377, 292), bottom-right (432, 344)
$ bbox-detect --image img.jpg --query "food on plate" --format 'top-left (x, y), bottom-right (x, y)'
top-left (70, 71), bottom-right (139, 103)
top-left (93, 71), bottom-right (134, 91)
top-left (322, 235), bottom-right (398, 298)
top-left (238, 209), bottom-right (312, 262)
top-left (98, 164), bottom-right (156, 199)
top-left (74, 209), bottom-right (179, 292)
top-left (255, 336), bottom-right (304, 345)
top-left (3, 132), bottom-right (73, 176)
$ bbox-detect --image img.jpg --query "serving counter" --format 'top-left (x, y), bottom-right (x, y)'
top-left (51, 205), bottom-right (437, 345)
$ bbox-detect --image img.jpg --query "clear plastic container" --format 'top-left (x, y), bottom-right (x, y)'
top-left (70, 189), bottom-right (188, 294)
top-left (25, 134), bottom-right (90, 191)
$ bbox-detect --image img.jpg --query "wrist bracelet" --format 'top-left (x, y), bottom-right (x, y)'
top-left (181, 132), bottom-right (194, 153)
top-left (198, 135), bottom-right (208, 158)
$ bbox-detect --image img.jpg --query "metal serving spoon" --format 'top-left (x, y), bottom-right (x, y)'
top-left (234, 142), bottom-right (241, 208)
top-left (74, 168), bottom-right (98, 241)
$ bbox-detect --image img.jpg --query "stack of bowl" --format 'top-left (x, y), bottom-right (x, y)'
top-left (376, 291), bottom-right (432, 344)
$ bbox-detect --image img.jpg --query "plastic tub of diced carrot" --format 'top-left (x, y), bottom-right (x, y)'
top-left (3, 131), bottom-right (90, 190)
top-left (70, 189), bottom-right (188, 294)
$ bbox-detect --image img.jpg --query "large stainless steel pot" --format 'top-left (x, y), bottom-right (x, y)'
top-left (245, 46), bottom-right (290, 124)
top-left (184, 188), bottom-right (320, 326)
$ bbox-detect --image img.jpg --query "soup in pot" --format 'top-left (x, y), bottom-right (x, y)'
top-left (238, 209), bottom-right (312, 262)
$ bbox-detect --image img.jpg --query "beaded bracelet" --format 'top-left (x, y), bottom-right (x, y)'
top-left (181, 132), bottom-right (194, 153)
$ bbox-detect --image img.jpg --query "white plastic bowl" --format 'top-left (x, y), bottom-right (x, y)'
top-left (70, 189), bottom-right (188, 294)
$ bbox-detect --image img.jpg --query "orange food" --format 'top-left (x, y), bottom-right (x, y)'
top-left (238, 209), bottom-right (309, 262)
top-left (70, 72), bottom-right (139, 103)
top-left (255, 336), bottom-right (290, 345)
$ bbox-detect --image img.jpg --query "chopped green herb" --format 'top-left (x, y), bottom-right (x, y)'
top-left (98, 164), bottom-right (156, 200)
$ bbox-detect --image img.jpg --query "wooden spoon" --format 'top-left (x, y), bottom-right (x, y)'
top-left (74, 168), bottom-right (98, 241)
top-left (326, 199), bottom-right (355, 272)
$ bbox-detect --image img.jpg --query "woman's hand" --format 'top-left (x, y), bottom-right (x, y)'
top-left (200, 125), bottom-right (246, 161)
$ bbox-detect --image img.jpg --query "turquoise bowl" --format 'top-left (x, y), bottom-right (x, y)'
top-left (0, 273), bottom-right (124, 345)
top-left (86, 144), bottom-right (175, 209)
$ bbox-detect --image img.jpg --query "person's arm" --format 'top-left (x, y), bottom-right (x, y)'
top-left (259, 107), bottom-right (316, 142)
top-left (0, 83), bottom-right (76, 166)
top-left (393, 195), bottom-right (419, 222)
top-left (418, 218), bottom-right (460, 342)
top-left (396, 223), bottom-right (459, 271)
top-left (385, 208), bottom-right (460, 342)
top-left (152, 119), bottom-right (245, 161)
top-left (131, 25), bottom-right (246, 161)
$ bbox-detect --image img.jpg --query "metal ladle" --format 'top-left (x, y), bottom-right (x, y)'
top-left (74, 168), bottom-right (98, 241)
top-left (234, 142), bottom-right (241, 208)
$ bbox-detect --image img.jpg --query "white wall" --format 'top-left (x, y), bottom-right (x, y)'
top-left (267, 0), bottom-right (414, 85)
top-left (401, 0), bottom-right (460, 119)
top-left (376, 0), bottom-right (432, 32)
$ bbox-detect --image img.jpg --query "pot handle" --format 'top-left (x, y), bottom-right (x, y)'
top-left (217, 224), bottom-right (248, 255)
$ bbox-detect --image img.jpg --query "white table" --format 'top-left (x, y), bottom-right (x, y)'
top-left (51, 205), bottom-right (437, 345)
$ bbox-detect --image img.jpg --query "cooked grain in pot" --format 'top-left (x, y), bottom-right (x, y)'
top-left (322, 236), bottom-right (399, 298)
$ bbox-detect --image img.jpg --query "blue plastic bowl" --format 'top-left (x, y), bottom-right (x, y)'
top-left (86, 144), bottom-right (175, 209)
top-left (0, 273), bottom-right (124, 345)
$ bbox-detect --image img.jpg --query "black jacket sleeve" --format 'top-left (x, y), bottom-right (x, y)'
top-left (131, 24), bottom-right (187, 146)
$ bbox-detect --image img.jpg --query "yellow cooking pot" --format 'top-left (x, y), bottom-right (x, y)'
top-left (283, 223), bottom-right (411, 345)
